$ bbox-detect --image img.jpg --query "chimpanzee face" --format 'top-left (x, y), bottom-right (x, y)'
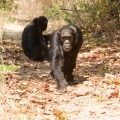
top-left (58, 28), bottom-right (75, 52)
top-left (41, 21), bottom-right (48, 31)
top-left (33, 16), bottom-right (48, 31)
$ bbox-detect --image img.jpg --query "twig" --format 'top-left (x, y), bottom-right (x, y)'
top-left (72, 4), bottom-right (86, 25)
top-left (60, 8), bottom-right (88, 12)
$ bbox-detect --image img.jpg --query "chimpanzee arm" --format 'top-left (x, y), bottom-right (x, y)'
top-left (49, 32), bottom-right (67, 92)
top-left (28, 26), bottom-right (38, 49)
top-left (43, 34), bottom-right (50, 42)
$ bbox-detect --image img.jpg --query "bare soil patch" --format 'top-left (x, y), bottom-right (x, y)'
top-left (0, 38), bottom-right (120, 119)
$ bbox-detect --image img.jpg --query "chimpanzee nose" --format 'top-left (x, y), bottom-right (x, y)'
top-left (65, 40), bottom-right (69, 44)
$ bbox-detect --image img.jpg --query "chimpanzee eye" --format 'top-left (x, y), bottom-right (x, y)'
top-left (68, 36), bottom-right (72, 39)
top-left (61, 36), bottom-right (66, 39)
top-left (62, 36), bottom-right (71, 39)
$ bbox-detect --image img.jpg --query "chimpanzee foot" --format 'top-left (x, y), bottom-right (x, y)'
top-left (48, 71), bottom-right (54, 79)
top-left (44, 55), bottom-right (49, 61)
top-left (67, 80), bottom-right (78, 85)
top-left (58, 87), bottom-right (67, 93)
top-left (58, 80), bottom-right (67, 93)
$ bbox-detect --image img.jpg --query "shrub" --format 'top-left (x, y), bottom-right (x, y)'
top-left (46, 0), bottom-right (120, 40)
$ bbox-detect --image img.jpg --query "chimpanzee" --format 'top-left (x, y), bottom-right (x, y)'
top-left (22, 16), bottom-right (49, 61)
top-left (49, 25), bottom-right (83, 92)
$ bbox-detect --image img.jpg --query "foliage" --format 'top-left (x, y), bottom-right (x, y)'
top-left (46, 0), bottom-right (120, 40)
top-left (0, 64), bottom-right (20, 72)
top-left (0, 63), bottom-right (20, 80)
top-left (0, 0), bottom-right (19, 23)
top-left (0, 0), bottom-right (18, 11)
top-left (46, 2), bottom-right (64, 20)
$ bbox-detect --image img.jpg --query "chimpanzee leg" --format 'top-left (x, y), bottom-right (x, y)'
top-left (31, 45), bottom-right (46, 61)
top-left (49, 71), bottom-right (54, 78)
top-left (43, 34), bottom-right (50, 43)
top-left (65, 63), bottom-right (78, 85)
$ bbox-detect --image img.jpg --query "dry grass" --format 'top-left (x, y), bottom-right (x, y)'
top-left (16, 0), bottom-right (78, 19)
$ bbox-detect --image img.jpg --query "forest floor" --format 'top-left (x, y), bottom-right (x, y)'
top-left (0, 21), bottom-right (120, 120)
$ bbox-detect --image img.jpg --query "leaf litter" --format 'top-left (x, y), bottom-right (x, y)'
top-left (0, 39), bottom-right (120, 120)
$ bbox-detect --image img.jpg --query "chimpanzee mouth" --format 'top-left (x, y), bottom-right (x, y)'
top-left (64, 47), bottom-right (72, 52)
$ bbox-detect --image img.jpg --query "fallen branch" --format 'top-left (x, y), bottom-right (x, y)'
top-left (60, 8), bottom-right (88, 12)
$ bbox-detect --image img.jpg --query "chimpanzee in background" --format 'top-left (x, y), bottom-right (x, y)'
top-left (22, 16), bottom-right (49, 61)
top-left (49, 25), bottom-right (83, 92)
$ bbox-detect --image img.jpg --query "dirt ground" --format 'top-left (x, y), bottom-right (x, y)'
top-left (0, 33), bottom-right (120, 120)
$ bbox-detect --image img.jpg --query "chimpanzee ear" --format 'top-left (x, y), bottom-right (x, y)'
top-left (57, 30), bottom-right (60, 39)
top-left (57, 30), bottom-right (60, 35)
top-left (33, 17), bottom-right (38, 25)
top-left (74, 31), bottom-right (78, 44)
top-left (57, 30), bottom-right (61, 43)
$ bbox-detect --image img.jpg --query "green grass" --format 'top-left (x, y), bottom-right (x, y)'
top-left (0, 64), bottom-right (20, 80)
top-left (0, 64), bottom-right (20, 72)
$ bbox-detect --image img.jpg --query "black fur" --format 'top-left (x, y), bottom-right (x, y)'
top-left (49, 25), bottom-right (83, 92)
top-left (22, 16), bottom-right (49, 61)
